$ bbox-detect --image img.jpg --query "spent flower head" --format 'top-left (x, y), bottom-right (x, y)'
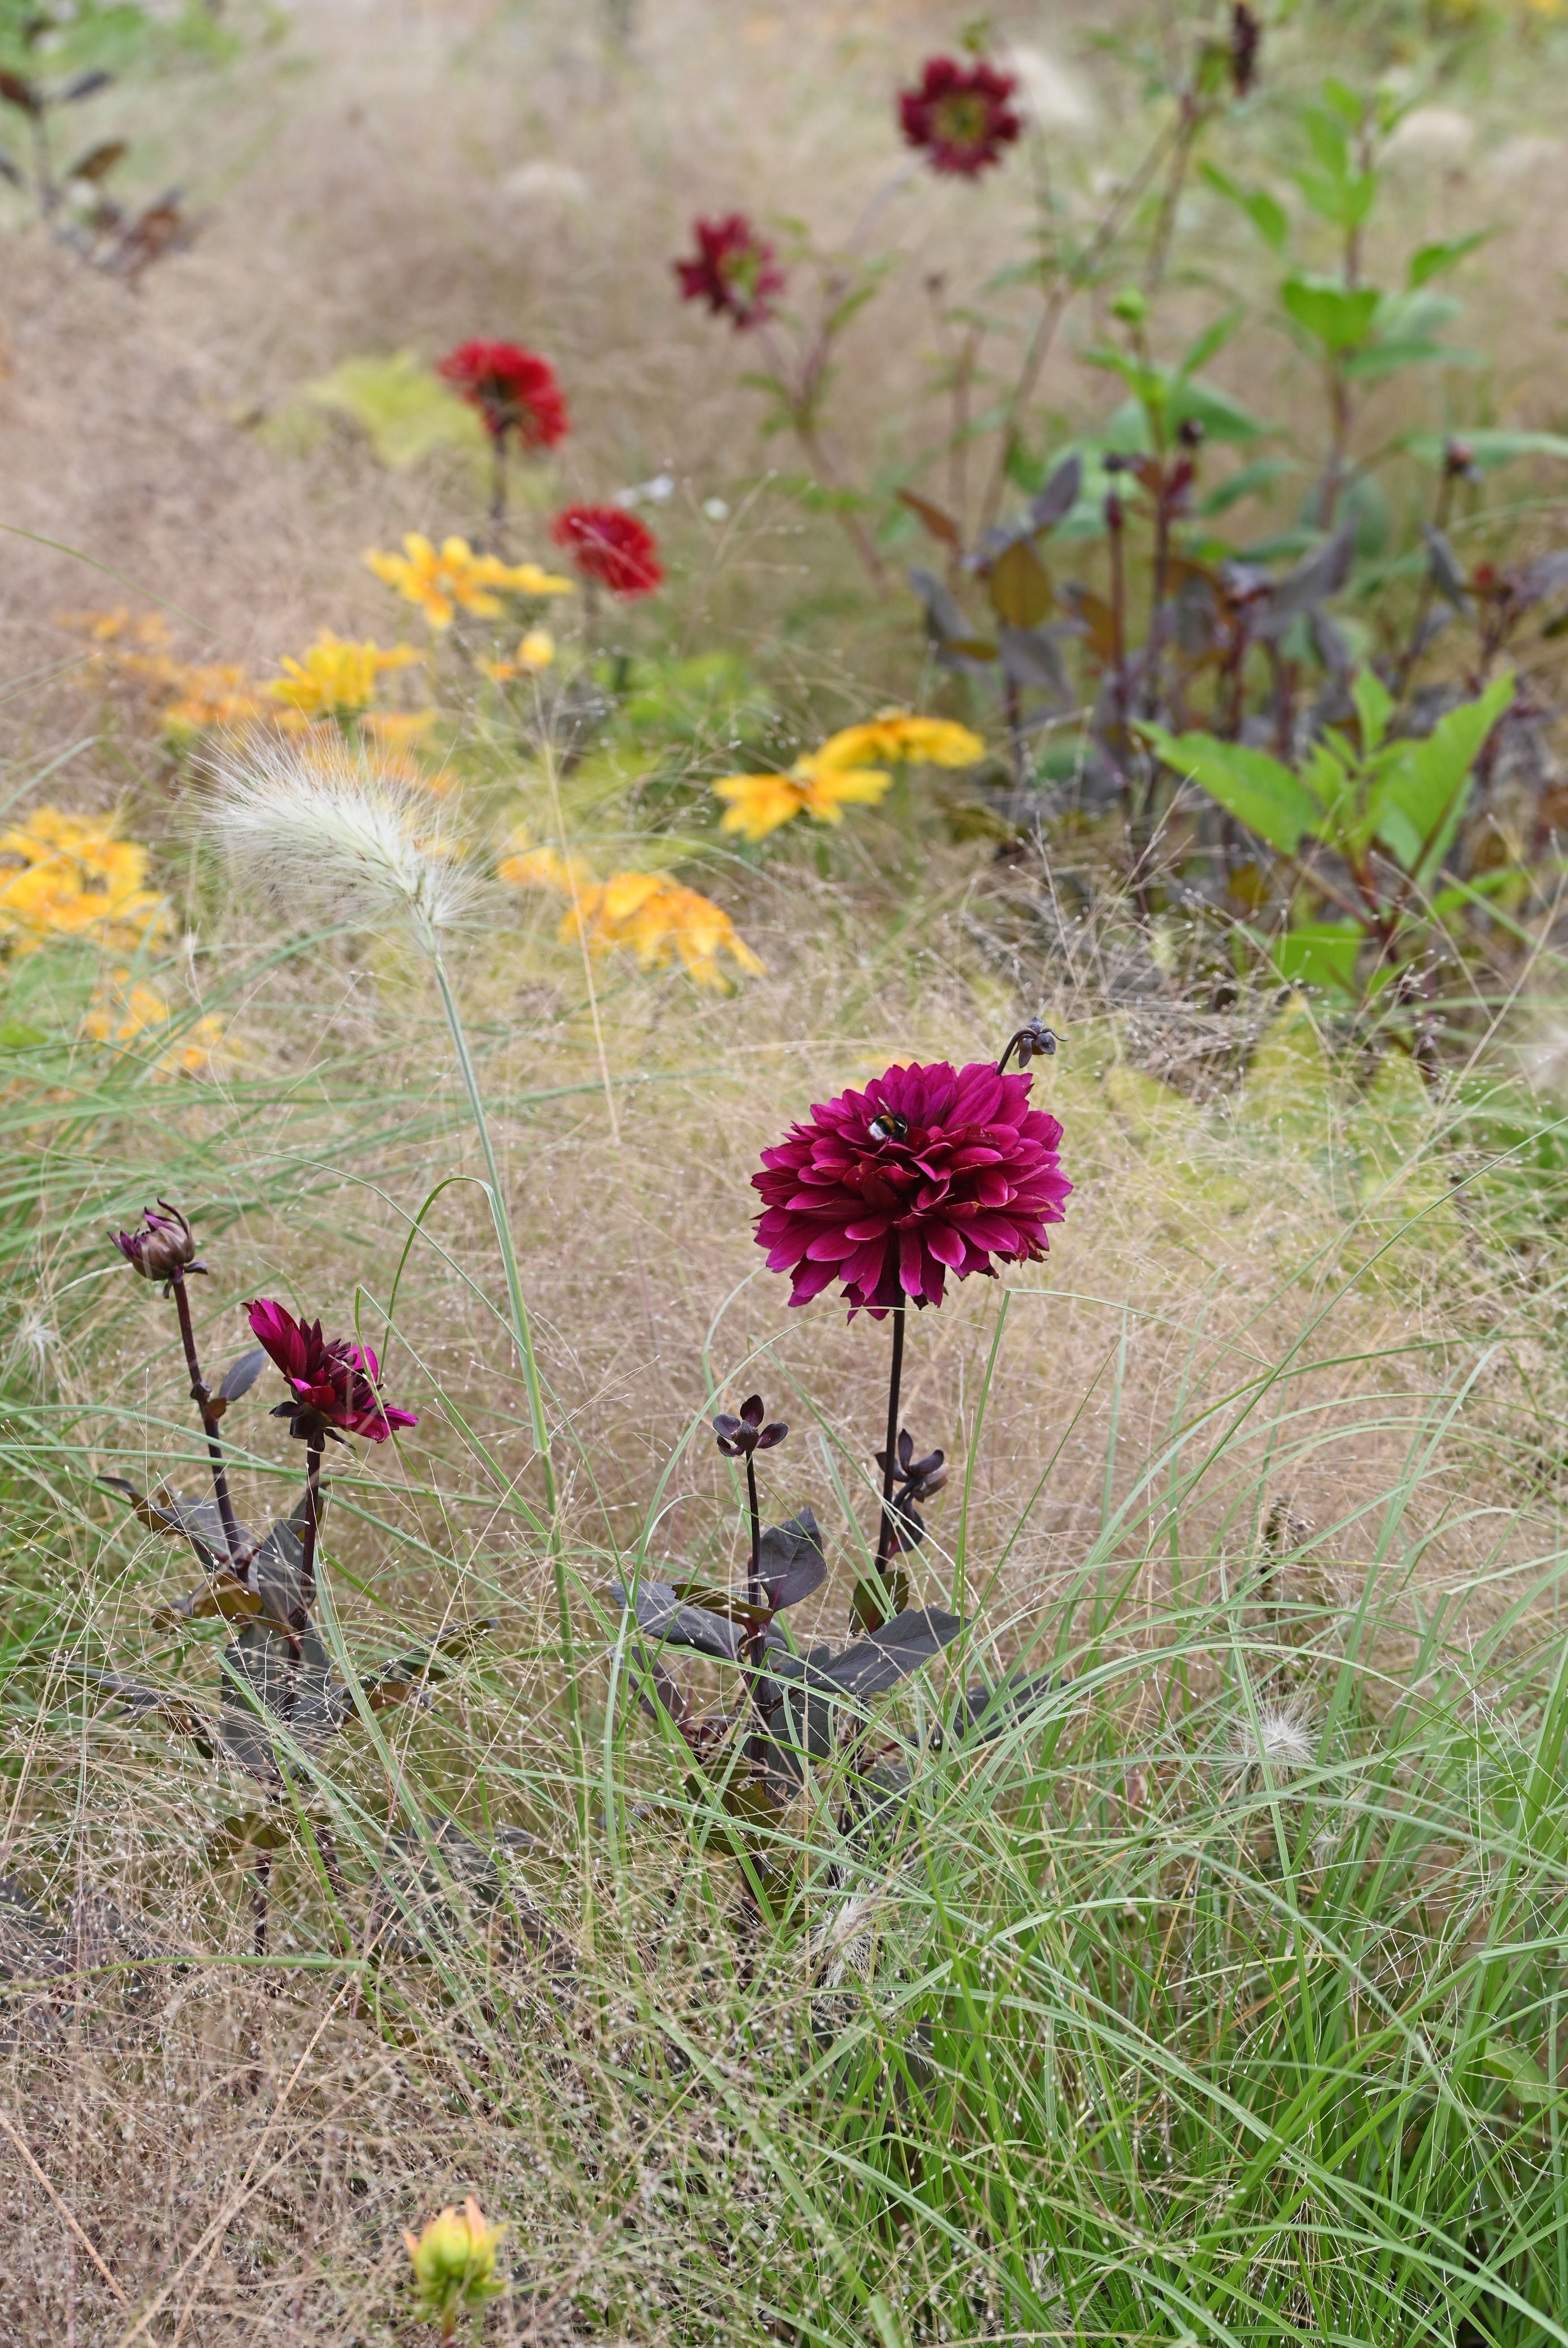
top-left (713, 1393), bottom-right (788, 1457)
top-left (877, 1428), bottom-right (947, 1551)
top-left (1225, 1697), bottom-right (1316, 1789)
top-left (754, 1058), bottom-right (1071, 1316)
top-left (899, 55), bottom-right (1022, 177)
top-left (112, 1200), bottom-right (204, 1289)
top-left (675, 213), bottom-right (786, 330)
top-left (403, 2195), bottom-right (506, 2333)
top-left (435, 340), bottom-right (569, 447)
top-left (246, 1298), bottom-right (417, 1444)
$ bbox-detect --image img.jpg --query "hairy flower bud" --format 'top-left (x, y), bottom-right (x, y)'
top-left (112, 1200), bottom-right (204, 1288)
top-left (402, 2195), bottom-right (506, 2328)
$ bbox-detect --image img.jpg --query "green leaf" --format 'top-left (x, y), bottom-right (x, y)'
top-left (305, 350), bottom-right (484, 471)
top-left (1404, 428), bottom-right (1568, 473)
top-left (988, 538), bottom-right (1053, 628)
top-left (1371, 672), bottom-right (1514, 879)
top-left (1168, 376), bottom-right (1269, 446)
top-left (1409, 232), bottom-right (1490, 288)
top-left (1137, 724), bottom-right (1321, 855)
top-left (1481, 2037), bottom-right (1556, 2106)
top-left (1295, 167), bottom-right (1377, 230)
top-left (1352, 668), bottom-right (1394, 756)
top-left (1272, 920), bottom-right (1364, 997)
top-left (1177, 306), bottom-right (1245, 383)
top-left (1342, 340), bottom-right (1475, 383)
top-left (1281, 277), bottom-right (1379, 354)
top-left (1197, 457), bottom-right (1294, 516)
top-left (1200, 163), bottom-right (1289, 255)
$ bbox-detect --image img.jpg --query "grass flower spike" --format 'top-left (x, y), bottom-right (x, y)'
top-left (754, 1058), bottom-right (1071, 1315)
top-left (205, 735), bottom-right (479, 949)
top-left (366, 534), bottom-right (574, 629)
top-left (675, 213), bottom-right (786, 329)
top-left (403, 2196), bottom-right (506, 2336)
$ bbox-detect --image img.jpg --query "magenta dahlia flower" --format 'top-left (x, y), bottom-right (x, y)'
top-left (550, 504), bottom-right (664, 596)
top-left (675, 214), bottom-right (786, 330)
top-left (436, 340), bottom-right (570, 448)
top-left (898, 56), bottom-right (1022, 178)
top-left (753, 1059), bottom-right (1070, 1316)
top-left (246, 1298), bottom-right (417, 1444)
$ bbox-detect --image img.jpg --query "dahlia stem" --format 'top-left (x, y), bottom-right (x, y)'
top-left (490, 428), bottom-right (510, 532)
top-left (744, 1449), bottom-right (768, 1756)
top-left (874, 1302), bottom-right (906, 1582)
top-left (168, 1267), bottom-right (246, 1566)
top-left (296, 1438), bottom-right (324, 1629)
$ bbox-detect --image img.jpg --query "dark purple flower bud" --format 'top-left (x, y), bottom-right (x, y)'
top-left (1230, 3), bottom-right (1261, 97)
top-left (998, 1019), bottom-right (1059, 1074)
top-left (714, 1393), bottom-right (788, 1457)
top-left (1177, 417), bottom-right (1206, 451)
top-left (1444, 437), bottom-right (1479, 483)
top-left (112, 1200), bottom-right (205, 1289)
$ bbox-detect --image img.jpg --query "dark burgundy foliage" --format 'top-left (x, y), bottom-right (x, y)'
top-left (714, 1393), bottom-right (788, 1457)
top-left (754, 1058), bottom-right (1071, 1317)
top-left (1230, 4), bottom-right (1261, 97)
top-left (898, 56), bottom-right (1022, 179)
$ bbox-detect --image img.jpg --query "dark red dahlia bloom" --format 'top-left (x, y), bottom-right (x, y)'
top-left (246, 1298), bottom-right (417, 1444)
top-left (898, 56), bottom-right (1022, 178)
top-left (436, 340), bottom-right (570, 448)
top-left (753, 1059), bottom-right (1070, 1317)
top-left (550, 505), bottom-right (664, 597)
top-left (675, 214), bottom-right (786, 330)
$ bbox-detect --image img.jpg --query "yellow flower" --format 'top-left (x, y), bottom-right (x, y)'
top-left (83, 975), bottom-right (224, 1075)
top-left (564, 871), bottom-right (764, 988)
top-left (58, 606), bottom-right (174, 652)
top-left (497, 837), bottom-right (595, 894)
top-left (152, 662), bottom-right (265, 740)
top-left (714, 757), bottom-right (893, 840)
top-left (500, 834), bottom-right (761, 986)
top-left (267, 634), bottom-right (423, 720)
top-left (484, 628), bottom-right (557, 681)
top-left (815, 711), bottom-right (985, 769)
top-left (402, 2196), bottom-right (506, 2330)
top-left (366, 534), bottom-right (574, 629)
top-left (0, 810), bottom-right (170, 956)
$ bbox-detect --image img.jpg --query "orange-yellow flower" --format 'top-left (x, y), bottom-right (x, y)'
top-left (484, 629), bottom-right (557, 681)
top-left (403, 2196), bottom-right (506, 2331)
top-left (84, 975), bottom-right (224, 1075)
top-left (0, 810), bottom-right (169, 955)
top-left (365, 534), bottom-right (574, 629)
top-left (815, 711), bottom-right (985, 770)
top-left (500, 833), bottom-right (762, 987)
top-left (267, 634), bottom-right (423, 720)
top-left (714, 756), bottom-right (893, 841)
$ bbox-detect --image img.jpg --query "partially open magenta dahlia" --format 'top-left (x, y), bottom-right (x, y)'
top-left (753, 1059), bottom-right (1070, 1316)
top-left (675, 213), bottom-right (785, 330)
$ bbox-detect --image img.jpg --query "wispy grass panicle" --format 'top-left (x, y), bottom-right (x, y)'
top-left (203, 734), bottom-right (481, 952)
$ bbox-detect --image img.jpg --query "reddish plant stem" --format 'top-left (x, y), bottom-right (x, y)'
top-left (168, 1268), bottom-right (246, 1565)
top-left (874, 1302), bottom-right (906, 1581)
top-left (295, 1438), bottom-right (326, 1632)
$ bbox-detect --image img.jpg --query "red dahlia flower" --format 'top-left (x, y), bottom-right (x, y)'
top-left (246, 1298), bottom-right (417, 1443)
top-left (753, 1059), bottom-right (1070, 1316)
top-left (675, 214), bottom-right (786, 330)
top-left (898, 56), bottom-right (1022, 178)
top-left (550, 505), bottom-right (663, 597)
top-left (436, 341), bottom-right (570, 448)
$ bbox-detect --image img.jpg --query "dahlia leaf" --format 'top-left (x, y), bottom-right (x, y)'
top-left (218, 1345), bottom-right (267, 1401)
top-left (757, 1508), bottom-right (827, 1608)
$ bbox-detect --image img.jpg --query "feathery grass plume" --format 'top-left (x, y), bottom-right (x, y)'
top-left (203, 732), bottom-right (479, 953)
top-left (202, 734), bottom-right (560, 1549)
top-left (1224, 1694), bottom-right (1317, 1789)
